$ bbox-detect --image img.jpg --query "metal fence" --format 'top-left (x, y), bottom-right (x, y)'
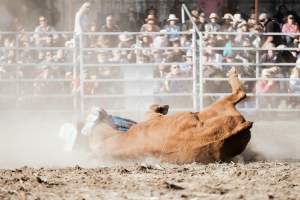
top-left (1, 26), bottom-right (300, 119)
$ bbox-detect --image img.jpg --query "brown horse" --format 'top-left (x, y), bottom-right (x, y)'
top-left (88, 68), bottom-right (253, 164)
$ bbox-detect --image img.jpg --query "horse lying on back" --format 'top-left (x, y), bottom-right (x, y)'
top-left (83, 67), bottom-right (252, 164)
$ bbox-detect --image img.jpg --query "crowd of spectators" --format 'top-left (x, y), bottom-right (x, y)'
top-left (1, 2), bottom-right (300, 110)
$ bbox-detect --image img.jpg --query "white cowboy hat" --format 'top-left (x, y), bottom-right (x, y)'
top-left (209, 13), bottom-right (219, 19)
top-left (233, 13), bottom-right (243, 22)
top-left (167, 14), bottom-right (179, 21)
top-left (223, 13), bottom-right (233, 20)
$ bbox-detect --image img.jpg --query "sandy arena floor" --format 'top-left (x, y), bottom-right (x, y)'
top-left (0, 162), bottom-right (299, 200)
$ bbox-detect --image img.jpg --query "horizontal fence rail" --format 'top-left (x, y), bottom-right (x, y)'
top-left (1, 27), bottom-right (300, 118)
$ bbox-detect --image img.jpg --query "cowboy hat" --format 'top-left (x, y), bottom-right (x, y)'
top-left (167, 14), bottom-right (179, 21)
top-left (209, 13), bottom-right (219, 19)
top-left (223, 13), bottom-right (233, 20)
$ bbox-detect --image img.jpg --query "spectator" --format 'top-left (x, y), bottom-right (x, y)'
top-left (232, 13), bottom-right (244, 30)
top-left (152, 29), bottom-right (169, 48)
top-left (164, 64), bottom-right (184, 93)
top-left (221, 13), bottom-right (234, 32)
top-left (282, 14), bottom-right (299, 47)
top-left (274, 4), bottom-right (290, 25)
top-left (260, 43), bottom-right (276, 69)
top-left (33, 16), bottom-right (58, 47)
top-left (101, 15), bottom-right (121, 47)
top-left (182, 9), bottom-right (199, 31)
top-left (121, 8), bottom-right (140, 31)
top-left (259, 13), bottom-right (282, 47)
top-left (74, 2), bottom-right (91, 35)
top-left (140, 14), bottom-right (160, 32)
top-left (256, 66), bottom-right (281, 108)
top-left (164, 14), bottom-right (180, 42)
top-left (204, 13), bottom-right (221, 38)
top-left (289, 59), bottom-right (300, 107)
top-left (197, 12), bottom-right (206, 32)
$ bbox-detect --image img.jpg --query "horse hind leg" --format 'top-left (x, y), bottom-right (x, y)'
top-left (216, 67), bottom-right (246, 106)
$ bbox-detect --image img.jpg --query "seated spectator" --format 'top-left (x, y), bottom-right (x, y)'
top-left (179, 34), bottom-right (192, 48)
top-left (249, 24), bottom-right (263, 48)
top-left (274, 4), bottom-right (290, 25)
top-left (140, 14), bottom-right (160, 32)
top-left (223, 35), bottom-right (234, 59)
top-left (232, 13), bottom-right (244, 30)
top-left (182, 9), bottom-right (199, 31)
top-left (255, 67), bottom-right (281, 107)
top-left (153, 63), bottom-right (168, 93)
top-left (166, 41), bottom-right (184, 62)
top-left (164, 14), bottom-right (180, 42)
top-left (205, 13), bottom-right (221, 34)
top-left (221, 13), bottom-right (234, 32)
top-left (136, 35), bottom-right (153, 63)
top-left (33, 16), bottom-right (58, 47)
top-left (260, 43), bottom-right (276, 69)
top-left (101, 15), bottom-right (120, 47)
top-left (289, 59), bottom-right (300, 93)
top-left (289, 59), bottom-right (300, 107)
top-left (282, 14), bottom-right (299, 47)
top-left (118, 33), bottom-right (135, 62)
top-left (164, 64), bottom-right (185, 93)
top-left (197, 12), bottom-right (207, 32)
top-left (259, 13), bottom-right (283, 47)
top-left (152, 29), bottom-right (169, 48)
top-left (235, 21), bottom-right (250, 46)
top-left (120, 7), bottom-right (140, 31)
top-left (180, 50), bottom-right (193, 76)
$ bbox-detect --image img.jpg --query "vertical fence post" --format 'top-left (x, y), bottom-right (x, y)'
top-left (72, 32), bottom-right (77, 121)
top-left (255, 44), bottom-right (260, 110)
top-left (79, 33), bottom-right (84, 119)
top-left (15, 32), bottom-right (20, 110)
top-left (181, 4), bottom-right (185, 25)
top-left (198, 33), bottom-right (204, 110)
top-left (192, 27), bottom-right (198, 111)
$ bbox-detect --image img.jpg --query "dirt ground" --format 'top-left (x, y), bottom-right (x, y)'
top-left (0, 113), bottom-right (300, 199)
top-left (0, 162), bottom-right (299, 200)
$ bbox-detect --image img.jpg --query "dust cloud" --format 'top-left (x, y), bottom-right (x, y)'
top-left (0, 109), bottom-right (299, 169)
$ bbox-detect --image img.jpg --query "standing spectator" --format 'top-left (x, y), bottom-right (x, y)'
top-left (164, 14), bottom-right (180, 42)
top-left (101, 15), bottom-right (121, 47)
top-left (282, 14), bottom-right (299, 47)
top-left (74, 2), bottom-right (91, 35)
top-left (33, 16), bottom-right (58, 47)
